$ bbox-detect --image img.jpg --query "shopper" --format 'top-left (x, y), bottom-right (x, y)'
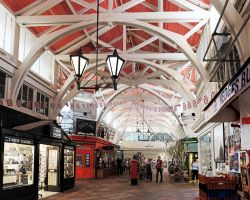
top-left (146, 158), bottom-right (152, 182)
top-left (191, 159), bottom-right (199, 183)
top-left (116, 158), bottom-right (122, 175)
top-left (124, 159), bottom-right (129, 173)
top-left (155, 156), bottom-right (163, 183)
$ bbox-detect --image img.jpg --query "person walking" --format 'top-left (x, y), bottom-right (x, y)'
top-left (191, 159), bottom-right (199, 183)
top-left (155, 156), bottom-right (163, 183)
top-left (146, 158), bottom-right (152, 182)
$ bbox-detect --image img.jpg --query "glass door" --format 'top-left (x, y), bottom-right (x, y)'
top-left (47, 146), bottom-right (59, 191)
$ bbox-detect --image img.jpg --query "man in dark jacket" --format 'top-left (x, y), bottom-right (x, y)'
top-left (155, 156), bottom-right (163, 183)
top-left (146, 158), bottom-right (152, 182)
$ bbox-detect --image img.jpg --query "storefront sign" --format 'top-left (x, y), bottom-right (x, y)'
top-left (219, 63), bottom-right (250, 107)
top-left (5, 136), bottom-right (34, 145)
top-left (205, 59), bottom-right (250, 121)
top-left (51, 126), bottom-right (62, 139)
top-left (65, 146), bottom-right (74, 150)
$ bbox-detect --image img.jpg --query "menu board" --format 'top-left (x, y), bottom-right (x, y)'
top-left (76, 118), bottom-right (96, 135)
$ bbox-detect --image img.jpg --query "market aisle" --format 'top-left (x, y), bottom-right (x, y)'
top-left (47, 174), bottom-right (199, 200)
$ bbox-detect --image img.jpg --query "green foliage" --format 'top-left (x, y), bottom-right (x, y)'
top-left (167, 139), bottom-right (187, 171)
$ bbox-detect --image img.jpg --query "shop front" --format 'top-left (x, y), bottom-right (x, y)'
top-left (70, 135), bottom-right (119, 179)
top-left (0, 128), bottom-right (38, 200)
top-left (202, 57), bottom-right (250, 199)
top-left (0, 107), bottom-right (76, 200)
top-left (0, 127), bottom-right (76, 200)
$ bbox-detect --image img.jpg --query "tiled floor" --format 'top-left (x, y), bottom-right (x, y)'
top-left (47, 174), bottom-right (199, 200)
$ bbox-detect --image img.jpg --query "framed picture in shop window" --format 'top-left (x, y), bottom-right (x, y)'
top-left (224, 123), bottom-right (229, 161)
top-left (213, 123), bottom-right (225, 162)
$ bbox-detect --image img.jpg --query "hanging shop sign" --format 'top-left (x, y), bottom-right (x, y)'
top-left (205, 58), bottom-right (250, 121)
top-left (5, 136), bottom-right (34, 145)
top-left (50, 126), bottom-right (62, 139)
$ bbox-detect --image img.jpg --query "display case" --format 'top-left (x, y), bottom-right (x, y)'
top-left (64, 147), bottom-right (74, 178)
top-left (96, 150), bottom-right (116, 179)
top-left (199, 132), bottom-right (212, 175)
top-left (3, 137), bottom-right (35, 189)
top-left (97, 151), bottom-right (115, 169)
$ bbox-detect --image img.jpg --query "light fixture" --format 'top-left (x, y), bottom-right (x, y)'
top-left (56, 113), bottom-right (63, 124)
top-left (136, 99), bottom-right (152, 141)
top-left (71, 54), bottom-right (89, 78)
top-left (70, 0), bottom-right (125, 92)
top-left (106, 49), bottom-right (125, 90)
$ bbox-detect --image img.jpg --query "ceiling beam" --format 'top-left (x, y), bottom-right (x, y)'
top-left (130, 32), bottom-right (159, 49)
top-left (65, 0), bottom-right (77, 15)
top-left (55, 53), bottom-right (188, 61)
top-left (127, 36), bottom-right (158, 53)
top-left (141, 2), bottom-right (157, 11)
top-left (113, 0), bottom-right (145, 12)
top-left (72, 0), bottom-right (106, 12)
top-left (60, 26), bottom-right (114, 54)
top-left (17, 12), bottom-right (209, 25)
top-left (123, 25), bottom-right (126, 53)
top-left (168, 0), bottom-right (208, 13)
top-left (179, 22), bottom-right (202, 34)
top-left (187, 0), bottom-right (210, 10)
top-left (21, 0), bottom-right (64, 16)
top-left (184, 19), bottom-right (209, 40)
top-left (15, 0), bottom-right (43, 16)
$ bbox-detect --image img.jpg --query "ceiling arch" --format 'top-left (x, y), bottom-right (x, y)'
top-left (11, 14), bottom-right (212, 101)
top-left (52, 57), bottom-right (195, 114)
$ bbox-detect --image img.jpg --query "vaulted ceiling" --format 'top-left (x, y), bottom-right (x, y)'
top-left (3, 0), bottom-right (211, 139)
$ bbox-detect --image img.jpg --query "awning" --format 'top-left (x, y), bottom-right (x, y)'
top-left (204, 58), bottom-right (250, 123)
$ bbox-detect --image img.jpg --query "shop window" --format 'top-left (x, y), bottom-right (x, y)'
top-left (0, 4), bottom-right (14, 54)
top-left (18, 26), bottom-right (36, 62)
top-left (64, 148), bottom-right (74, 178)
top-left (36, 91), bottom-right (49, 116)
top-left (17, 84), bottom-right (34, 110)
top-left (3, 139), bottom-right (34, 189)
top-left (76, 154), bottom-right (82, 167)
top-left (97, 152), bottom-right (115, 169)
top-left (19, 26), bottom-right (54, 83)
top-left (0, 71), bottom-right (6, 98)
top-left (199, 132), bottom-right (212, 175)
top-left (31, 50), bottom-right (54, 83)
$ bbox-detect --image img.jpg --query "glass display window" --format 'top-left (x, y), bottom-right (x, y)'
top-left (3, 138), bottom-right (35, 189)
top-left (199, 132), bottom-right (212, 175)
top-left (96, 151), bottom-right (115, 169)
top-left (76, 154), bottom-right (82, 167)
top-left (64, 147), bottom-right (74, 178)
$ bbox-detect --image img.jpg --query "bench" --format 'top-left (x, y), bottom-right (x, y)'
top-left (169, 176), bottom-right (189, 183)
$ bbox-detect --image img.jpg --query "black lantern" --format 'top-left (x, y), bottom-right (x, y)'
top-left (106, 49), bottom-right (125, 90)
top-left (70, 54), bottom-right (89, 78)
top-left (70, 54), bottom-right (89, 90)
top-left (56, 113), bottom-right (63, 124)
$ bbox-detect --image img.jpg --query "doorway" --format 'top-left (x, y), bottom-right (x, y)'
top-left (38, 144), bottom-right (60, 199)
top-left (76, 145), bottom-right (95, 179)
top-left (188, 152), bottom-right (198, 181)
